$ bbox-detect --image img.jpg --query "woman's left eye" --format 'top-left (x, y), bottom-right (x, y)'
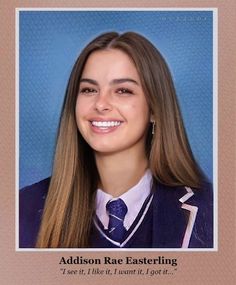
top-left (116, 88), bottom-right (134, 95)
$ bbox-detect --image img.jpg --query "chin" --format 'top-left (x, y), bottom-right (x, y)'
top-left (91, 145), bottom-right (118, 154)
top-left (89, 141), bottom-right (126, 154)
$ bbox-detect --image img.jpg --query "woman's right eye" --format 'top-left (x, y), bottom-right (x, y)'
top-left (79, 87), bottom-right (97, 95)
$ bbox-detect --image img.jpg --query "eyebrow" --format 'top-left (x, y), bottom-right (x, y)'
top-left (80, 78), bottom-right (98, 85)
top-left (79, 78), bottom-right (139, 86)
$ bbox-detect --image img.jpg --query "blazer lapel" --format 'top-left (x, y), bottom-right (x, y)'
top-left (152, 183), bottom-right (198, 248)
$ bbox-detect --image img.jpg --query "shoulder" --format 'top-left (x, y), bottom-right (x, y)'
top-left (19, 177), bottom-right (50, 222)
top-left (154, 180), bottom-right (214, 220)
top-left (153, 180), bottom-right (213, 208)
top-left (19, 177), bottom-right (50, 248)
top-left (187, 182), bottom-right (214, 248)
top-left (20, 177), bottom-right (50, 206)
top-left (152, 181), bottom-right (214, 248)
top-left (183, 181), bottom-right (213, 214)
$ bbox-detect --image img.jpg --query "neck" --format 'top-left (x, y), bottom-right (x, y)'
top-left (95, 149), bottom-right (148, 197)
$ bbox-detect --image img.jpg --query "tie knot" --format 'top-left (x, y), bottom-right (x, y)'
top-left (106, 198), bottom-right (128, 220)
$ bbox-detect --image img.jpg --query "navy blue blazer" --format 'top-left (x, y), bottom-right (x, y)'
top-left (19, 178), bottom-right (213, 248)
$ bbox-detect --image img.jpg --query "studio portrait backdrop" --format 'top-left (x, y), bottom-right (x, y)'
top-left (19, 10), bottom-right (214, 189)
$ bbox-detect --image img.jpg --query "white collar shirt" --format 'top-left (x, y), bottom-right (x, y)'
top-left (95, 169), bottom-right (153, 230)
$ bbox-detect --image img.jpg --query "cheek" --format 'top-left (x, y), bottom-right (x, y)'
top-left (75, 99), bottom-right (86, 128)
top-left (125, 101), bottom-right (150, 123)
top-left (120, 100), bottom-right (141, 112)
top-left (75, 97), bottom-right (89, 116)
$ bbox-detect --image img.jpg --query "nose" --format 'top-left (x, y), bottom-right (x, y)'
top-left (94, 91), bottom-right (112, 113)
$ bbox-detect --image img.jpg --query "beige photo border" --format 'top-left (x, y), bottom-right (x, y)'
top-left (0, 1), bottom-right (236, 284)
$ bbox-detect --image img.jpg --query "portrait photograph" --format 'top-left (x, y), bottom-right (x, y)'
top-left (17, 9), bottom-right (216, 250)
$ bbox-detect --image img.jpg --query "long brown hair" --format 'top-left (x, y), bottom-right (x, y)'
top-left (36, 32), bottom-right (204, 248)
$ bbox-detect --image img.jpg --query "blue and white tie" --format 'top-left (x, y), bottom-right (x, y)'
top-left (106, 198), bottom-right (128, 242)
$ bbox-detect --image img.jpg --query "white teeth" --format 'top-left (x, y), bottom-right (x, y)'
top-left (91, 121), bottom-right (121, 127)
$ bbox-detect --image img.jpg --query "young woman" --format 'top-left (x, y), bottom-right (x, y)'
top-left (19, 32), bottom-right (213, 248)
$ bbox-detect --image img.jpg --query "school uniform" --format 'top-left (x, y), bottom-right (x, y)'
top-left (19, 172), bottom-right (213, 248)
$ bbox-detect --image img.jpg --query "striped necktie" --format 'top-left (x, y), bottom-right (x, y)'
top-left (106, 198), bottom-right (128, 242)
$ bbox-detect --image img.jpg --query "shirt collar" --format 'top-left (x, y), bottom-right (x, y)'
top-left (96, 169), bottom-right (153, 229)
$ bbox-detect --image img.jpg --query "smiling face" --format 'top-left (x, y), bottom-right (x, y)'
top-left (75, 48), bottom-right (150, 156)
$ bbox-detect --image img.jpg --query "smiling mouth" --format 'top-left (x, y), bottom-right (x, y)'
top-left (91, 121), bottom-right (122, 128)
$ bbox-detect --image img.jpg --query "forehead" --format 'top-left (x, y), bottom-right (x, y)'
top-left (82, 49), bottom-right (140, 79)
